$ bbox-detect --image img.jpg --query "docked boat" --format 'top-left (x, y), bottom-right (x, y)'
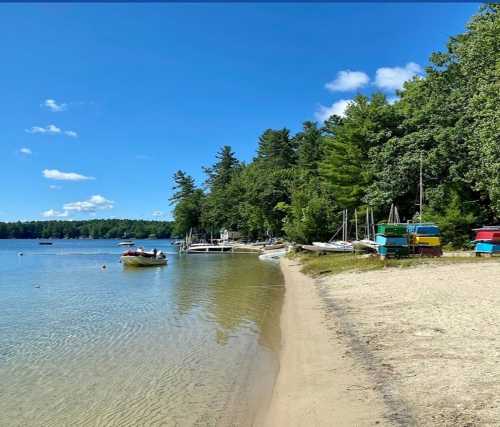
top-left (186, 242), bottom-right (233, 253)
top-left (118, 241), bottom-right (135, 246)
top-left (121, 249), bottom-right (167, 266)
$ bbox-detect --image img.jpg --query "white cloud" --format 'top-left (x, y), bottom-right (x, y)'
top-left (64, 130), bottom-right (78, 138)
top-left (43, 169), bottom-right (95, 181)
top-left (375, 62), bottom-right (422, 91)
top-left (152, 210), bottom-right (164, 217)
top-left (42, 209), bottom-right (69, 218)
top-left (26, 124), bottom-right (61, 135)
top-left (25, 124), bottom-right (77, 138)
top-left (325, 70), bottom-right (369, 92)
top-left (43, 99), bottom-right (67, 112)
top-left (315, 99), bottom-right (352, 122)
top-left (49, 185), bottom-right (62, 190)
top-left (63, 195), bottom-right (114, 213)
top-left (20, 148), bottom-right (32, 155)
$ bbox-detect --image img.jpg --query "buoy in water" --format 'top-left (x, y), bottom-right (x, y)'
top-left (102, 265), bottom-right (107, 270)
top-left (18, 252), bottom-right (23, 256)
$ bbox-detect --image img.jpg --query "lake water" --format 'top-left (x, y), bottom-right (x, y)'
top-left (0, 240), bottom-right (284, 426)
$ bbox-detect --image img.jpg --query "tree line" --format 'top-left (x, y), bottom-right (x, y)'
top-left (170, 5), bottom-right (499, 248)
top-left (0, 220), bottom-right (174, 239)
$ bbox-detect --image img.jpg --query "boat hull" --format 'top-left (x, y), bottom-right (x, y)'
top-left (375, 235), bottom-right (408, 247)
top-left (121, 256), bottom-right (167, 267)
top-left (475, 242), bottom-right (500, 254)
top-left (376, 224), bottom-right (407, 236)
top-left (475, 230), bottom-right (500, 243)
top-left (406, 224), bottom-right (440, 235)
top-left (186, 245), bottom-right (233, 253)
top-left (411, 236), bottom-right (441, 247)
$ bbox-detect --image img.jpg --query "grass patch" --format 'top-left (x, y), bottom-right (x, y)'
top-left (294, 252), bottom-right (500, 277)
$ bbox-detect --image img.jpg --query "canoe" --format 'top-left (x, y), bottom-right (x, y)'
top-left (375, 235), bottom-right (408, 247)
top-left (411, 236), bottom-right (441, 247)
top-left (407, 224), bottom-right (440, 236)
top-left (376, 224), bottom-right (407, 236)
top-left (475, 242), bottom-right (500, 254)
top-left (377, 245), bottom-right (409, 257)
top-left (475, 230), bottom-right (500, 242)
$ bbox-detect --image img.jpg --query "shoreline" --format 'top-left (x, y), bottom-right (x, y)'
top-left (264, 258), bottom-right (389, 426)
top-left (265, 257), bottom-right (500, 426)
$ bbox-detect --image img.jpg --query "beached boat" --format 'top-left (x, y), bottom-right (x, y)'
top-left (474, 229), bottom-right (500, 243)
top-left (352, 239), bottom-right (378, 252)
top-left (118, 241), bottom-right (135, 246)
top-left (121, 249), bottom-right (167, 266)
top-left (258, 248), bottom-right (288, 262)
top-left (312, 209), bottom-right (353, 252)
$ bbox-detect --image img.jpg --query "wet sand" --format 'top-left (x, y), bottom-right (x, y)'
top-left (265, 258), bottom-right (500, 426)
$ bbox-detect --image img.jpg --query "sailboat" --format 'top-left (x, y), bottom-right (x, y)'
top-left (312, 209), bottom-right (353, 252)
top-left (352, 208), bottom-right (378, 252)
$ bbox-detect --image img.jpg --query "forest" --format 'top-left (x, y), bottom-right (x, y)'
top-left (171, 5), bottom-right (499, 248)
top-left (0, 219), bottom-right (173, 239)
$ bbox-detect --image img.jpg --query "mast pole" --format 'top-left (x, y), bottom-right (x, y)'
top-left (355, 209), bottom-right (358, 241)
top-left (419, 152), bottom-right (423, 223)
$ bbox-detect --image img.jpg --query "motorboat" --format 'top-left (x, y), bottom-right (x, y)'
top-left (118, 241), bottom-right (135, 246)
top-left (186, 242), bottom-right (233, 253)
top-left (121, 249), bottom-right (167, 266)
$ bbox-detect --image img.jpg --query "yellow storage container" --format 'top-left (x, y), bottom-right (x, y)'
top-left (413, 236), bottom-right (441, 247)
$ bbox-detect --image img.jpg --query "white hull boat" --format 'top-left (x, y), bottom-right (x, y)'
top-left (352, 239), bottom-right (378, 252)
top-left (258, 248), bottom-right (288, 262)
top-left (186, 243), bottom-right (233, 253)
top-left (118, 241), bottom-right (135, 246)
top-left (312, 241), bottom-right (353, 252)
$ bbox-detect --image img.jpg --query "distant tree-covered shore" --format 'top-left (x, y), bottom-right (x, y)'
top-left (0, 220), bottom-right (174, 239)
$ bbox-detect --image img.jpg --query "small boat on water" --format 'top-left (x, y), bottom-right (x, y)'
top-left (118, 241), bottom-right (135, 246)
top-left (39, 241), bottom-right (53, 245)
top-left (121, 249), bottom-right (167, 266)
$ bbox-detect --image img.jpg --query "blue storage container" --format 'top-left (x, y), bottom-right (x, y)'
top-left (406, 224), bottom-right (440, 236)
top-left (375, 234), bottom-right (408, 247)
top-left (377, 245), bottom-right (409, 257)
top-left (475, 242), bottom-right (500, 254)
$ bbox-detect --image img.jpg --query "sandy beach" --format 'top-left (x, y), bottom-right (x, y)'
top-left (265, 258), bottom-right (500, 426)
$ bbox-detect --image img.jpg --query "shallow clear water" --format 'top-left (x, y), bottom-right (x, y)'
top-left (0, 240), bottom-right (284, 426)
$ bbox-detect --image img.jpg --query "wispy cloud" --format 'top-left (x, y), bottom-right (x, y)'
top-left (375, 62), bottom-right (422, 91)
top-left (315, 99), bottom-right (352, 122)
top-left (42, 169), bottom-right (95, 181)
top-left (19, 147), bottom-right (32, 155)
top-left (152, 210), bottom-right (164, 217)
top-left (43, 99), bottom-right (67, 112)
top-left (42, 209), bottom-right (69, 218)
top-left (49, 184), bottom-right (62, 190)
top-left (26, 124), bottom-right (78, 138)
top-left (26, 124), bottom-right (61, 135)
top-left (63, 195), bottom-right (114, 213)
top-left (325, 70), bottom-right (369, 92)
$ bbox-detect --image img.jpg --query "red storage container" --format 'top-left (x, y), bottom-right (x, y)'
top-left (475, 230), bottom-right (500, 242)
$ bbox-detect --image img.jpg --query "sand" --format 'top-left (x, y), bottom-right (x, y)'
top-left (265, 258), bottom-right (500, 426)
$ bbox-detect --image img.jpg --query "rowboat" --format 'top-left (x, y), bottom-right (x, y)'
top-left (121, 249), bottom-right (167, 266)
top-left (475, 230), bottom-right (500, 242)
top-left (411, 236), bottom-right (441, 247)
top-left (376, 224), bottom-right (407, 236)
top-left (375, 235), bottom-right (408, 247)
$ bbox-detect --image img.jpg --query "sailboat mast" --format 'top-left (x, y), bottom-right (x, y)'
top-left (419, 152), bottom-right (423, 223)
top-left (354, 209), bottom-right (358, 241)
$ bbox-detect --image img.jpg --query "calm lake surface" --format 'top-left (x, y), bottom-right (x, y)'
top-left (0, 240), bottom-right (284, 426)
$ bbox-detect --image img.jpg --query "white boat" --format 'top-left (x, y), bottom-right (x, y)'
top-left (121, 250), bottom-right (167, 266)
top-left (352, 239), bottom-right (378, 252)
top-left (118, 241), bottom-right (135, 246)
top-left (186, 243), bottom-right (233, 253)
top-left (312, 241), bottom-right (353, 252)
top-left (258, 248), bottom-right (288, 262)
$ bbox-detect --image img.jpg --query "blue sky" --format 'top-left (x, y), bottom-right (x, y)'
top-left (1, 3), bottom-right (478, 222)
